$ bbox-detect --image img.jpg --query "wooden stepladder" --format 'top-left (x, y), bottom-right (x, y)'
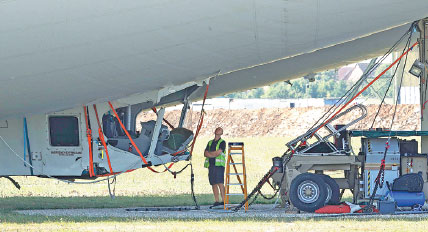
top-left (224, 142), bottom-right (248, 211)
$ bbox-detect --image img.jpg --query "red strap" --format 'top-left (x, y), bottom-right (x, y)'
top-left (311, 41), bottom-right (419, 137)
top-left (107, 83), bottom-right (209, 174)
top-left (93, 105), bottom-right (114, 173)
top-left (83, 106), bottom-right (95, 177)
top-left (189, 84), bottom-right (210, 156)
top-left (152, 107), bottom-right (175, 129)
top-left (108, 102), bottom-right (169, 173)
top-left (380, 159), bottom-right (386, 169)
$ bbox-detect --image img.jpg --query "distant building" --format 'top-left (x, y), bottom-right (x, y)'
top-left (337, 63), bottom-right (371, 82)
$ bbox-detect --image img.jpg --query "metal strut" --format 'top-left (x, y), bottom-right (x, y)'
top-left (286, 104), bottom-right (367, 155)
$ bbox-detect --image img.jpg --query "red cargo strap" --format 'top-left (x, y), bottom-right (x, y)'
top-left (107, 82), bottom-right (209, 174)
top-left (93, 105), bottom-right (114, 173)
top-left (189, 84), bottom-right (210, 156)
top-left (311, 41), bottom-right (419, 137)
top-left (108, 101), bottom-right (171, 173)
top-left (152, 107), bottom-right (175, 129)
top-left (83, 106), bottom-right (95, 177)
top-left (380, 159), bottom-right (386, 169)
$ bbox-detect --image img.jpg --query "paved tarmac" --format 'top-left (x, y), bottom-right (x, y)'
top-left (16, 204), bottom-right (428, 219)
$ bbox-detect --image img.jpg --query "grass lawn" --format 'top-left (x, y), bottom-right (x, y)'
top-left (1, 137), bottom-right (427, 231)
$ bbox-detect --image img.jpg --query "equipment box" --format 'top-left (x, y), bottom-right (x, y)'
top-left (399, 139), bottom-right (418, 155)
top-left (364, 167), bottom-right (399, 198)
top-left (401, 154), bottom-right (428, 181)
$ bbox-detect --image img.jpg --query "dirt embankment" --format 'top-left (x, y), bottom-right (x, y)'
top-left (137, 104), bottom-right (420, 137)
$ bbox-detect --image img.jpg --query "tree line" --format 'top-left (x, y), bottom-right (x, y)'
top-left (225, 68), bottom-right (393, 99)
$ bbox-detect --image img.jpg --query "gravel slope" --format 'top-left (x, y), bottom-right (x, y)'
top-left (138, 105), bottom-right (420, 137)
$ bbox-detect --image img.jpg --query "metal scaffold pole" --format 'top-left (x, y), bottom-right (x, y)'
top-left (420, 18), bottom-right (428, 153)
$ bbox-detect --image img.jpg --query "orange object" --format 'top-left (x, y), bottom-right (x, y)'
top-left (83, 106), bottom-right (95, 177)
top-left (189, 84), bottom-right (210, 156)
top-left (106, 83), bottom-right (209, 174)
top-left (355, 205), bottom-right (379, 213)
top-left (315, 204), bottom-right (379, 214)
top-left (311, 41), bottom-right (419, 137)
top-left (315, 204), bottom-right (351, 214)
top-left (108, 101), bottom-right (167, 173)
top-left (93, 104), bottom-right (114, 173)
top-left (224, 143), bottom-right (248, 212)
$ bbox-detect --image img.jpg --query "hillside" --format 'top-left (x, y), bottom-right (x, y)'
top-left (137, 104), bottom-right (420, 137)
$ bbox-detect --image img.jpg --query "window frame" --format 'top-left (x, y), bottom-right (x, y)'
top-left (48, 115), bottom-right (80, 147)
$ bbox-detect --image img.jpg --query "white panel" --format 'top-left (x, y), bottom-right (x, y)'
top-left (0, 0), bottom-right (427, 119)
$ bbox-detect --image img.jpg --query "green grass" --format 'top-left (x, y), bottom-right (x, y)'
top-left (1, 136), bottom-right (427, 231)
top-left (0, 137), bottom-right (287, 198)
top-left (0, 194), bottom-right (277, 211)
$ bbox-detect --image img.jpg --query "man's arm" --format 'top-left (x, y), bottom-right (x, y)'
top-left (204, 144), bottom-right (211, 158)
top-left (204, 149), bottom-right (223, 158)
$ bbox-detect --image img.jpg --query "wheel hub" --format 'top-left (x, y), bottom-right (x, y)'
top-left (297, 180), bottom-right (320, 204)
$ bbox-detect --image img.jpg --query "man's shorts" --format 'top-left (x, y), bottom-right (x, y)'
top-left (208, 166), bottom-right (225, 185)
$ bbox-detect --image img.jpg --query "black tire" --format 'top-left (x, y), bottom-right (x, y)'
top-left (289, 173), bottom-right (328, 212)
top-left (319, 174), bottom-right (340, 205)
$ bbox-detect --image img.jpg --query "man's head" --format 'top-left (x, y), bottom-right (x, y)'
top-left (214, 127), bottom-right (223, 139)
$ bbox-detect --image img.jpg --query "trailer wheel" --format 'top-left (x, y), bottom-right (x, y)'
top-left (319, 174), bottom-right (340, 205)
top-left (289, 173), bottom-right (328, 212)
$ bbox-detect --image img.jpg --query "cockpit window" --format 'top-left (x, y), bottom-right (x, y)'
top-left (49, 116), bottom-right (79, 147)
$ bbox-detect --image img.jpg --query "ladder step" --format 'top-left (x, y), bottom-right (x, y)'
top-left (229, 153), bottom-right (242, 155)
top-left (228, 173), bottom-right (243, 175)
top-left (227, 183), bottom-right (244, 186)
top-left (228, 142), bottom-right (244, 146)
top-left (230, 163), bottom-right (242, 165)
top-left (226, 193), bottom-right (244, 196)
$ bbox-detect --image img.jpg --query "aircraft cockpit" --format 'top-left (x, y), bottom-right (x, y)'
top-left (101, 95), bottom-right (195, 166)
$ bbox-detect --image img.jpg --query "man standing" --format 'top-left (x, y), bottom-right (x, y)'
top-left (204, 127), bottom-right (226, 208)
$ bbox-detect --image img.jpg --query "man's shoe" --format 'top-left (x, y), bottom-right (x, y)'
top-left (209, 202), bottom-right (223, 209)
top-left (209, 202), bottom-right (217, 209)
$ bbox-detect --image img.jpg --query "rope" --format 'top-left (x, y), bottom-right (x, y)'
top-left (0, 134), bottom-right (141, 184)
top-left (108, 83), bottom-right (211, 174)
top-left (151, 83), bottom-right (211, 176)
top-left (370, 57), bottom-right (403, 129)
top-left (108, 176), bottom-right (117, 199)
top-left (310, 41), bottom-right (419, 138)
top-left (364, 30), bottom-right (414, 213)
top-left (232, 167), bottom-right (279, 211)
top-left (189, 84), bottom-right (210, 156)
top-left (305, 26), bottom-right (413, 137)
top-left (421, 65), bottom-right (428, 119)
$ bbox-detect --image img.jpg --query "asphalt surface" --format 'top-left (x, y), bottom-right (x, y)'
top-left (16, 205), bottom-right (428, 219)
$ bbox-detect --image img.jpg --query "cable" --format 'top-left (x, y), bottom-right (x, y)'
top-left (370, 41), bottom-right (409, 128)
top-left (152, 155), bottom-right (199, 209)
top-left (364, 29), bottom-right (414, 213)
top-left (306, 25), bottom-right (413, 135)
top-left (108, 176), bottom-right (117, 199)
top-left (233, 24), bottom-right (416, 213)
top-left (0, 134), bottom-right (141, 185)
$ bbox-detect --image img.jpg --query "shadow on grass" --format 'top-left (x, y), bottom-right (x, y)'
top-left (1, 195), bottom-right (427, 224)
top-left (0, 194), bottom-right (273, 223)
